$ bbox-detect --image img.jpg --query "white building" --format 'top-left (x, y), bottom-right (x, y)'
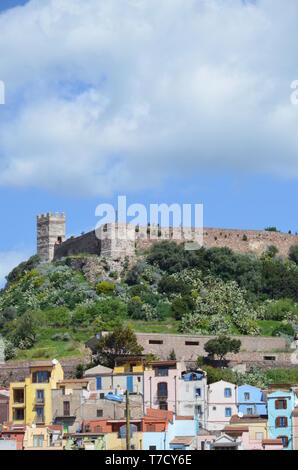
top-left (207, 380), bottom-right (238, 431)
top-left (177, 370), bottom-right (207, 429)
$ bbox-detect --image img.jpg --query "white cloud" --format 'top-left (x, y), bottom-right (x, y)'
top-left (0, 0), bottom-right (298, 196)
top-left (0, 251), bottom-right (30, 287)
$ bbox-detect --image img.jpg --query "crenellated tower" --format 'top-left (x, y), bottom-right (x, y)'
top-left (37, 212), bottom-right (66, 262)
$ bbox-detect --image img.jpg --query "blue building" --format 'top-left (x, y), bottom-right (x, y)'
top-left (238, 384), bottom-right (267, 416)
top-left (267, 390), bottom-right (296, 450)
top-left (143, 413), bottom-right (197, 450)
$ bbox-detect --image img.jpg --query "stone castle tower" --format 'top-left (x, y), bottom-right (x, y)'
top-left (37, 212), bottom-right (66, 262)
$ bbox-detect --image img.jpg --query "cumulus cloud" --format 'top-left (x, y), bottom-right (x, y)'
top-left (0, 0), bottom-right (298, 196)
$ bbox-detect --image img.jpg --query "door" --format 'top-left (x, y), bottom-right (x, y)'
top-left (126, 376), bottom-right (133, 393)
top-left (96, 376), bottom-right (102, 390)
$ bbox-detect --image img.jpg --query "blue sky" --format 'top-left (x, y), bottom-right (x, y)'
top-left (0, 0), bottom-right (298, 284)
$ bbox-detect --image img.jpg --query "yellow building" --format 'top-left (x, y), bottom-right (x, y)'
top-left (9, 359), bottom-right (64, 426)
top-left (113, 356), bottom-right (148, 375)
top-left (229, 415), bottom-right (269, 441)
top-left (106, 431), bottom-right (143, 450)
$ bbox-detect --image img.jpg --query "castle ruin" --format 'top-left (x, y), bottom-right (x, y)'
top-left (37, 212), bottom-right (298, 262)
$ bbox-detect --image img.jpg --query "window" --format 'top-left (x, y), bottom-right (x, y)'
top-left (275, 417), bottom-right (287, 428)
top-left (224, 388), bottom-right (232, 398)
top-left (63, 401), bottom-right (70, 417)
top-left (255, 432), bottom-right (264, 441)
top-left (33, 435), bottom-right (44, 448)
top-left (36, 389), bottom-right (44, 403)
top-left (32, 371), bottom-right (50, 384)
top-left (97, 409), bottom-right (103, 418)
top-left (201, 442), bottom-right (205, 450)
top-left (156, 368), bottom-right (168, 377)
top-left (244, 392), bottom-right (250, 401)
top-left (99, 393), bottom-right (105, 399)
top-left (36, 407), bottom-right (44, 423)
top-left (247, 407), bottom-right (253, 415)
top-left (195, 388), bottom-right (201, 397)
top-left (149, 446), bottom-right (157, 450)
top-left (212, 406), bottom-right (216, 411)
top-left (263, 356), bottom-right (276, 361)
top-left (275, 399), bottom-right (287, 410)
top-left (278, 436), bottom-right (289, 448)
top-left (13, 389), bottom-right (24, 404)
top-left (137, 377), bottom-right (141, 383)
top-left (196, 405), bottom-right (202, 415)
top-left (157, 382), bottom-right (168, 399)
top-left (149, 340), bottom-right (163, 345)
top-left (225, 407), bottom-right (232, 417)
top-left (185, 341), bottom-right (199, 346)
top-left (159, 402), bottom-right (168, 411)
top-left (13, 408), bottom-right (24, 421)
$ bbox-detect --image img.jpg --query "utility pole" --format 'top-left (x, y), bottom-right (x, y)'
top-left (125, 390), bottom-right (130, 451)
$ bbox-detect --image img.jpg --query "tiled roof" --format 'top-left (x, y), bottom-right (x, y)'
top-left (58, 379), bottom-right (89, 384)
top-left (84, 364), bottom-right (113, 376)
top-left (146, 408), bottom-right (174, 423)
top-left (262, 439), bottom-right (283, 445)
top-left (29, 360), bottom-right (54, 368)
top-left (224, 426), bottom-right (249, 433)
top-left (175, 416), bottom-right (194, 421)
top-left (230, 415), bottom-right (267, 423)
top-left (170, 436), bottom-right (194, 446)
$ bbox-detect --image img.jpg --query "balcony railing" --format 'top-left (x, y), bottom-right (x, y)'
top-left (35, 416), bottom-right (45, 424)
top-left (156, 394), bottom-right (168, 401)
top-left (35, 397), bottom-right (45, 405)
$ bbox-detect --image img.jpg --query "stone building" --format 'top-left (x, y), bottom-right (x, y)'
top-left (37, 212), bottom-right (66, 262)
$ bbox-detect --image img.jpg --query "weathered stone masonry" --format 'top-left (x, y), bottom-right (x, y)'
top-left (37, 212), bottom-right (298, 262)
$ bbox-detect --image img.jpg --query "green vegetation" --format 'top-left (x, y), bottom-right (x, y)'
top-left (204, 336), bottom-right (241, 361)
top-left (0, 240), bottom-right (297, 360)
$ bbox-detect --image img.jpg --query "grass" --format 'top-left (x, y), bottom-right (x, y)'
top-left (130, 317), bottom-right (180, 334)
top-left (13, 327), bottom-right (93, 361)
top-left (257, 320), bottom-right (280, 336)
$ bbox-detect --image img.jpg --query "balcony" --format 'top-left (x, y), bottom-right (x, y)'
top-left (35, 415), bottom-right (45, 424)
top-left (13, 389), bottom-right (25, 405)
top-left (156, 394), bottom-right (168, 401)
top-left (34, 397), bottom-right (45, 405)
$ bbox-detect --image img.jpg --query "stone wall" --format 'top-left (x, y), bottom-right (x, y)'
top-left (135, 227), bottom-right (298, 257)
top-left (0, 358), bottom-right (87, 387)
top-left (133, 332), bottom-right (288, 362)
top-left (37, 212), bottom-right (66, 262)
top-left (54, 230), bottom-right (101, 259)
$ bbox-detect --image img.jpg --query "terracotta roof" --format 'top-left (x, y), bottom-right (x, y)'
top-left (58, 379), bottom-right (89, 384)
top-left (170, 436), bottom-right (194, 446)
top-left (262, 439), bottom-right (283, 445)
top-left (175, 416), bottom-right (194, 421)
top-left (230, 415), bottom-right (267, 424)
top-left (84, 364), bottom-right (113, 376)
top-left (147, 360), bottom-right (177, 366)
top-left (224, 426), bottom-right (249, 434)
top-left (29, 360), bottom-right (55, 368)
top-left (146, 408), bottom-right (174, 423)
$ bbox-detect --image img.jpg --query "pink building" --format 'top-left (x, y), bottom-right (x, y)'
top-left (144, 360), bottom-right (183, 412)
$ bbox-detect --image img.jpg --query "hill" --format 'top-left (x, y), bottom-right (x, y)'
top-left (0, 241), bottom-right (298, 361)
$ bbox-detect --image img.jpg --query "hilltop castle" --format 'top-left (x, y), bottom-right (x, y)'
top-left (37, 212), bottom-right (298, 262)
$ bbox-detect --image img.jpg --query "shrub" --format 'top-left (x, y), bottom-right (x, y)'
top-left (272, 323), bottom-right (295, 337)
top-left (96, 281), bottom-right (115, 295)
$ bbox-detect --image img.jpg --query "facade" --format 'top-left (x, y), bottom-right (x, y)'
top-left (292, 406), bottom-right (298, 450)
top-left (143, 360), bottom-right (184, 413)
top-left (0, 422), bottom-right (26, 450)
top-left (178, 370), bottom-right (207, 428)
top-left (142, 410), bottom-right (197, 451)
top-left (207, 380), bottom-right (238, 431)
top-left (267, 390), bottom-right (297, 450)
top-left (9, 360), bottom-right (64, 426)
top-left (237, 384), bottom-right (267, 416)
top-left (229, 414), bottom-right (269, 441)
top-left (23, 425), bottom-right (63, 450)
top-left (0, 390), bottom-right (9, 424)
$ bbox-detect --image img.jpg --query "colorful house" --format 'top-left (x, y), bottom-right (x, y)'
top-left (143, 360), bottom-right (184, 412)
top-left (237, 384), bottom-right (267, 416)
top-left (229, 414), bottom-right (269, 441)
top-left (178, 370), bottom-right (207, 429)
top-left (142, 409), bottom-right (197, 450)
top-left (23, 425), bottom-right (64, 450)
top-left (0, 422), bottom-right (26, 450)
top-left (207, 380), bottom-right (238, 431)
top-left (267, 389), bottom-right (297, 450)
top-left (292, 406), bottom-right (298, 450)
top-left (9, 359), bottom-right (64, 426)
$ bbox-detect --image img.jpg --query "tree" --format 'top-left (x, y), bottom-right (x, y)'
top-left (289, 245), bottom-right (298, 265)
top-left (204, 336), bottom-right (241, 362)
top-left (266, 245), bottom-right (279, 258)
top-left (168, 349), bottom-right (176, 360)
top-left (94, 325), bottom-right (143, 368)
